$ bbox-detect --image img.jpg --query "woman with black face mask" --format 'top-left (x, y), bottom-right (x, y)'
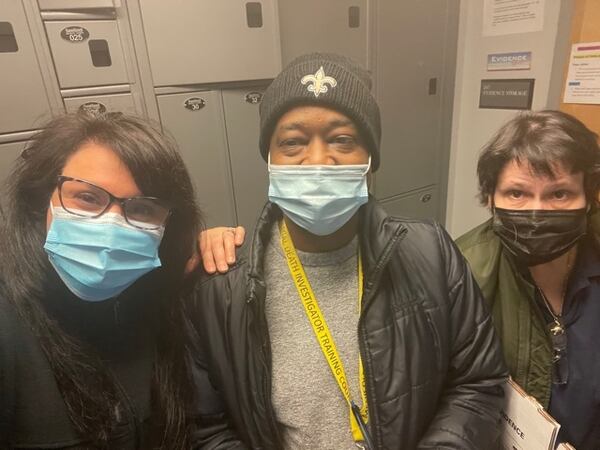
top-left (456, 110), bottom-right (600, 450)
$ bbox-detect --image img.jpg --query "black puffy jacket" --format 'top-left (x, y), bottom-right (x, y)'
top-left (185, 200), bottom-right (508, 449)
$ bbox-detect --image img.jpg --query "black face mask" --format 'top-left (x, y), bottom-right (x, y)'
top-left (492, 207), bottom-right (587, 267)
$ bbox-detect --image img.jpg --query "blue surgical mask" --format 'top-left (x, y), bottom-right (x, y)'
top-left (44, 204), bottom-right (164, 302)
top-left (268, 157), bottom-right (370, 236)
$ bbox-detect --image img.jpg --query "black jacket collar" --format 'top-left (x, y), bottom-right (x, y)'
top-left (245, 198), bottom-right (407, 299)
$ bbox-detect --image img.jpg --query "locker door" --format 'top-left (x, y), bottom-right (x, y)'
top-left (278, 0), bottom-right (368, 67)
top-left (0, 2), bottom-right (53, 134)
top-left (156, 90), bottom-right (236, 228)
top-left (45, 20), bottom-right (128, 88)
top-left (64, 93), bottom-right (137, 115)
top-left (0, 141), bottom-right (25, 191)
top-left (374, 1), bottom-right (456, 201)
top-left (380, 186), bottom-right (439, 221)
top-left (139, 1), bottom-right (281, 86)
top-left (222, 88), bottom-right (268, 234)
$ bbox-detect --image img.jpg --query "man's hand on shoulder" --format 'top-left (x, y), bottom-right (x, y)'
top-left (185, 226), bottom-right (246, 275)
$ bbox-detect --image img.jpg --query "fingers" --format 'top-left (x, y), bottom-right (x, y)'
top-left (224, 229), bottom-right (237, 266)
top-left (198, 226), bottom-right (246, 274)
top-left (199, 230), bottom-right (217, 274)
top-left (234, 226), bottom-right (246, 247)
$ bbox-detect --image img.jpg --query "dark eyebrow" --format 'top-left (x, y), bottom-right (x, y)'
top-left (280, 122), bottom-right (304, 131)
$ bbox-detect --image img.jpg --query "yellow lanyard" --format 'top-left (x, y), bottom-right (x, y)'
top-left (279, 220), bottom-right (369, 443)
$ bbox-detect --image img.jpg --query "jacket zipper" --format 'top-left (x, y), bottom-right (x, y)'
top-left (357, 224), bottom-right (408, 449)
top-left (108, 367), bottom-right (141, 449)
top-left (249, 289), bottom-right (283, 449)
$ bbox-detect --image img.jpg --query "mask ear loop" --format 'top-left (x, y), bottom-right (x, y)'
top-left (362, 156), bottom-right (372, 176)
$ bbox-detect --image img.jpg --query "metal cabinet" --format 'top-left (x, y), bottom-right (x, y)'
top-left (374, 0), bottom-right (457, 204)
top-left (380, 185), bottom-right (439, 221)
top-left (63, 93), bottom-right (137, 115)
top-left (0, 141), bottom-right (25, 191)
top-left (222, 87), bottom-right (269, 235)
top-left (156, 90), bottom-right (236, 228)
top-left (139, 1), bottom-right (281, 86)
top-left (0, 1), bottom-right (54, 134)
top-left (278, 0), bottom-right (368, 67)
top-left (45, 20), bottom-right (128, 88)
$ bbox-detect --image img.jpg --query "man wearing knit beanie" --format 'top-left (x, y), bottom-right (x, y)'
top-left (187, 53), bottom-right (507, 449)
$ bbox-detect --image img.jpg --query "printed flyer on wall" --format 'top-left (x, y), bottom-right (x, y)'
top-left (563, 42), bottom-right (600, 105)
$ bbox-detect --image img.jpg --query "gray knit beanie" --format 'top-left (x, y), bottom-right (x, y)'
top-left (259, 52), bottom-right (382, 171)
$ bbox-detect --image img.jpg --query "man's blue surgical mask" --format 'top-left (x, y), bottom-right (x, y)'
top-left (44, 204), bottom-right (164, 302)
top-left (268, 156), bottom-right (370, 236)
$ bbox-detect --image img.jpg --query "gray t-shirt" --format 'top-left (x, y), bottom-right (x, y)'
top-left (264, 222), bottom-right (363, 449)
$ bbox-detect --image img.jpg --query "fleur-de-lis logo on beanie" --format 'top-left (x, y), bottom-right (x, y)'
top-left (301, 66), bottom-right (337, 97)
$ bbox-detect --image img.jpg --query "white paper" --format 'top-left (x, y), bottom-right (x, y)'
top-left (563, 42), bottom-right (600, 105)
top-left (496, 379), bottom-right (560, 450)
top-left (483, 0), bottom-right (545, 37)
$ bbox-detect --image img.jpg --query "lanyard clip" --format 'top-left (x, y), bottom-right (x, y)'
top-left (351, 400), bottom-right (374, 450)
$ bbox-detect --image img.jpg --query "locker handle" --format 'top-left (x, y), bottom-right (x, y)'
top-left (420, 194), bottom-right (432, 203)
top-left (349, 7), bottom-right (360, 28)
top-left (246, 2), bottom-right (263, 28)
top-left (428, 78), bottom-right (438, 95)
top-left (89, 39), bottom-right (112, 67)
top-left (0, 22), bottom-right (18, 53)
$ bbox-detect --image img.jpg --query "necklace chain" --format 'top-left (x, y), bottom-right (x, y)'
top-left (537, 248), bottom-right (575, 336)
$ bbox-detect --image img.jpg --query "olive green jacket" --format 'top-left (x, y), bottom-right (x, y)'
top-left (456, 214), bottom-right (600, 408)
top-left (456, 219), bottom-right (553, 407)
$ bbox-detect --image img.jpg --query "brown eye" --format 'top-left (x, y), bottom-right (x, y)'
top-left (280, 138), bottom-right (304, 147)
top-left (509, 190), bottom-right (523, 199)
top-left (333, 135), bottom-right (356, 145)
top-left (75, 191), bottom-right (104, 206)
top-left (553, 190), bottom-right (568, 200)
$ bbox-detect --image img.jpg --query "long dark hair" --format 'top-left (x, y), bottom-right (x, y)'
top-left (477, 110), bottom-right (600, 205)
top-left (0, 113), bottom-right (200, 448)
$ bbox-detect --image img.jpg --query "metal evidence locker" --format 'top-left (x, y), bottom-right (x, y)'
top-left (222, 87), bottom-right (269, 235)
top-left (373, 0), bottom-right (458, 221)
top-left (0, 141), bottom-right (26, 189)
top-left (139, 1), bottom-right (281, 86)
top-left (45, 19), bottom-right (129, 89)
top-left (278, 0), bottom-right (368, 66)
top-left (157, 90), bottom-right (236, 228)
top-left (1, 1), bottom-right (54, 134)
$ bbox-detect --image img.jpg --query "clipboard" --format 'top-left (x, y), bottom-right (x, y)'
top-left (496, 378), bottom-right (561, 450)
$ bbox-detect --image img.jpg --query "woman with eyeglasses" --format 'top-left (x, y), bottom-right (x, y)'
top-left (456, 110), bottom-right (600, 449)
top-left (0, 113), bottom-right (200, 449)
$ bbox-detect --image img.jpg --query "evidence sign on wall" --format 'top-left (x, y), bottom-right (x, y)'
top-left (479, 78), bottom-right (535, 110)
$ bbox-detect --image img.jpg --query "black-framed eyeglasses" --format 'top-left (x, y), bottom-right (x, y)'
top-left (56, 176), bottom-right (171, 230)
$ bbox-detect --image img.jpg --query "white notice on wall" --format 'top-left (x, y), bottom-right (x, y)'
top-left (483, 0), bottom-right (545, 37)
top-left (563, 42), bottom-right (600, 105)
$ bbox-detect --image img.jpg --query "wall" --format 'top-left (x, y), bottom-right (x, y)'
top-left (445, 0), bottom-right (574, 237)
